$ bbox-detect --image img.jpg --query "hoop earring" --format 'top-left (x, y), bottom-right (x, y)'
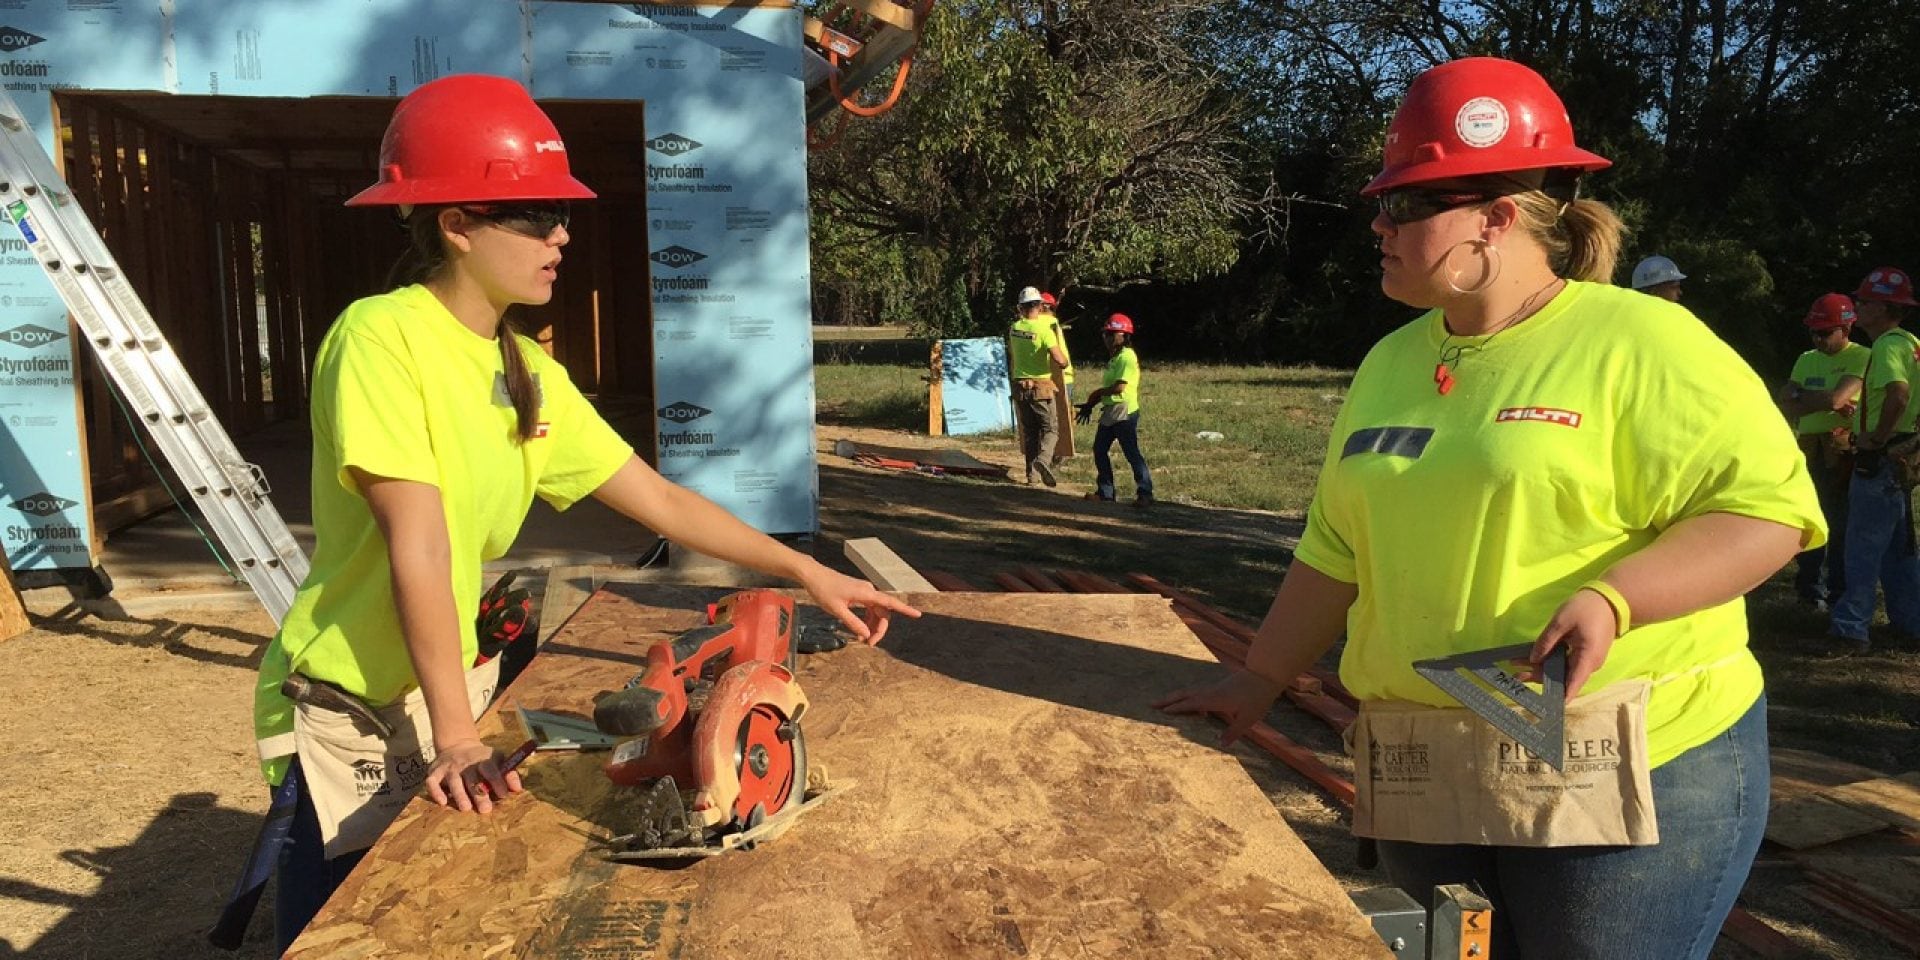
top-left (1444, 240), bottom-right (1501, 295)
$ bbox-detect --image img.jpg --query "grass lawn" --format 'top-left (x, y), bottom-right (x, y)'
top-left (816, 357), bottom-right (1920, 775)
top-left (815, 361), bottom-right (1349, 514)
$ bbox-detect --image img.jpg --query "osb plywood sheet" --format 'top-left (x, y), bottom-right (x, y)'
top-left (289, 587), bottom-right (1389, 959)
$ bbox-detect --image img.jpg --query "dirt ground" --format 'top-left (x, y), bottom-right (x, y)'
top-left (0, 424), bottom-right (1905, 958)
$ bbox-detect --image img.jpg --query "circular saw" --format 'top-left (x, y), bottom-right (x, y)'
top-left (591, 590), bottom-right (834, 859)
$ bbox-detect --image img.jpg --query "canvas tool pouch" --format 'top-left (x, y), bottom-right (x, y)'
top-left (293, 658), bottom-right (500, 859)
top-left (1349, 679), bottom-right (1656, 847)
top-left (1014, 378), bottom-right (1056, 401)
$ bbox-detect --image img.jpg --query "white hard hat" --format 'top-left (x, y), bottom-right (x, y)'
top-left (1016, 286), bottom-right (1045, 305)
top-left (1631, 255), bottom-right (1687, 290)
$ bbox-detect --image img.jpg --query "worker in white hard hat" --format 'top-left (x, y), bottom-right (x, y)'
top-left (1009, 286), bottom-right (1069, 485)
top-left (1630, 255), bottom-right (1686, 302)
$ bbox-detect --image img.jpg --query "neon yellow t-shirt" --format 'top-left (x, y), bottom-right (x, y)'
top-left (254, 285), bottom-right (634, 783)
top-left (1044, 312), bottom-right (1075, 385)
top-left (1293, 281), bottom-right (1824, 767)
top-left (1787, 343), bottom-right (1868, 435)
top-left (1857, 327), bottom-right (1920, 436)
top-left (1102, 346), bottom-right (1141, 415)
top-left (1008, 316), bottom-right (1059, 381)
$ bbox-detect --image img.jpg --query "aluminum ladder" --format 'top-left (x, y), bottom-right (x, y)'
top-left (0, 88), bottom-right (307, 624)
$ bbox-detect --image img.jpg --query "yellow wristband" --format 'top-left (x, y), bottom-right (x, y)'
top-left (1582, 580), bottom-right (1631, 637)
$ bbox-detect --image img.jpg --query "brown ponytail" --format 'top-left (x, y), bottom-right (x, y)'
top-left (1507, 188), bottom-right (1625, 284)
top-left (387, 206), bottom-right (543, 443)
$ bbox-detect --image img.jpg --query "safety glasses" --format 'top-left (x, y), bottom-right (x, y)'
top-left (459, 201), bottom-right (572, 240)
top-left (1376, 188), bottom-right (1494, 225)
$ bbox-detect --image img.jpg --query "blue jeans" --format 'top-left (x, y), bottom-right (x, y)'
top-left (1830, 458), bottom-right (1920, 641)
top-left (1093, 410), bottom-right (1152, 500)
top-left (275, 759), bottom-right (368, 953)
top-left (1378, 695), bottom-right (1769, 960)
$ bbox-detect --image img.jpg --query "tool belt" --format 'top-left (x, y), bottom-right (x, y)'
top-left (1013, 378), bottom-right (1056, 401)
top-left (1348, 680), bottom-right (1656, 848)
top-left (291, 659), bottom-right (500, 859)
top-left (1881, 433), bottom-right (1920, 489)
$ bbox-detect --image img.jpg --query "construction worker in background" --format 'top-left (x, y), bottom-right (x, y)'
top-left (1777, 293), bottom-right (1867, 612)
top-left (1630, 254), bottom-right (1687, 302)
top-left (1158, 57), bottom-right (1820, 959)
top-left (1077, 313), bottom-right (1154, 507)
top-left (1009, 286), bottom-right (1069, 485)
top-left (1040, 291), bottom-right (1075, 467)
top-left (1827, 267), bottom-right (1920, 655)
top-left (252, 74), bottom-right (917, 951)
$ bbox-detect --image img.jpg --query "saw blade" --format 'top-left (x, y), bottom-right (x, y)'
top-left (1412, 643), bottom-right (1567, 771)
top-left (732, 706), bottom-right (804, 826)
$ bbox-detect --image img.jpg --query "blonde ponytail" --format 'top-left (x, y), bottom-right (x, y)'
top-left (1508, 188), bottom-right (1624, 283)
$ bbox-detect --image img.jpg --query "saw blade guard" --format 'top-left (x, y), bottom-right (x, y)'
top-left (690, 660), bottom-right (808, 830)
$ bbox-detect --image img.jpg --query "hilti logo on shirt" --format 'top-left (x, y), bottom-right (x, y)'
top-left (1495, 406), bottom-right (1583, 428)
top-left (646, 133), bottom-right (702, 157)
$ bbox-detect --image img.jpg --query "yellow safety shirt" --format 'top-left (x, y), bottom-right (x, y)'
top-left (1857, 327), bottom-right (1920, 436)
top-left (254, 285), bottom-right (634, 783)
top-left (1294, 281), bottom-right (1824, 767)
top-left (1787, 342), bottom-right (1868, 435)
top-left (1102, 347), bottom-right (1141, 415)
top-left (1043, 312), bottom-right (1075, 385)
top-left (1009, 316), bottom-right (1059, 381)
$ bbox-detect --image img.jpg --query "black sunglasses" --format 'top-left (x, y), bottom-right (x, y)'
top-left (1377, 188), bottom-right (1495, 225)
top-left (459, 201), bottom-right (572, 239)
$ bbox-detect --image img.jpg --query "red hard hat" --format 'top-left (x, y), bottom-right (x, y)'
top-left (1803, 293), bottom-right (1857, 330)
top-left (1856, 267), bottom-right (1919, 307)
top-left (1362, 58), bottom-right (1611, 196)
top-left (1103, 313), bottom-right (1134, 334)
top-left (1040, 291), bottom-right (1058, 307)
top-left (346, 74), bottom-right (596, 207)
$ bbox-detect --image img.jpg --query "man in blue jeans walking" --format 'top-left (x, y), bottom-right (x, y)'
top-left (1076, 313), bottom-right (1154, 507)
top-left (1830, 267), bottom-right (1920, 655)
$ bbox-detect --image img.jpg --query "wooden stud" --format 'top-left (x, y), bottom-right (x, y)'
top-left (989, 572), bottom-right (1033, 593)
top-left (1011, 567), bottom-right (1066, 593)
top-left (0, 548), bottom-right (29, 644)
top-left (842, 537), bottom-right (937, 592)
top-left (920, 570), bottom-right (978, 592)
top-left (927, 340), bottom-right (944, 436)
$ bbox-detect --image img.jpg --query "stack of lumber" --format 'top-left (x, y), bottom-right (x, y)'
top-left (1768, 754), bottom-right (1920, 951)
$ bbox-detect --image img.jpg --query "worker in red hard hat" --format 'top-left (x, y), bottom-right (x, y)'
top-left (1777, 294), bottom-right (1867, 613)
top-left (1076, 313), bottom-right (1153, 506)
top-left (250, 75), bottom-right (917, 950)
top-left (1827, 267), bottom-right (1920, 654)
top-left (1158, 58), bottom-right (1820, 959)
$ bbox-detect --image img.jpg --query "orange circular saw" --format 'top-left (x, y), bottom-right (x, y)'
top-left (591, 590), bottom-right (835, 859)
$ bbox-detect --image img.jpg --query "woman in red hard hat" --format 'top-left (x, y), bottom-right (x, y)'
top-left (251, 74), bottom-right (917, 949)
top-left (1076, 313), bottom-right (1153, 506)
top-left (1160, 58), bottom-right (1821, 958)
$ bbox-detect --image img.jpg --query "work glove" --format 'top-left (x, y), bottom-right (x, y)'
top-left (476, 570), bottom-right (537, 664)
top-left (1075, 402), bottom-right (1096, 425)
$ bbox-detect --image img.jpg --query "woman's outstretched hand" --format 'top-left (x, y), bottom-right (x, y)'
top-left (796, 562), bottom-right (922, 645)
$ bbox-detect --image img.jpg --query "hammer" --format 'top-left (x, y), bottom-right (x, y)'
top-left (281, 673), bottom-right (396, 740)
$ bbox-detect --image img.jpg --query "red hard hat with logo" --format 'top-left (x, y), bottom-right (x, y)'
top-left (346, 74), bottom-right (596, 207)
top-left (1856, 267), bottom-right (1919, 307)
top-left (1803, 293), bottom-right (1857, 330)
top-left (1103, 313), bottom-right (1134, 334)
top-left (1040, 291), bottom-right (1059, 307)
top-left (1363, 57), bottom-right (1611, 197)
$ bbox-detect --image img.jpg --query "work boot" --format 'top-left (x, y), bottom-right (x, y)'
top-left (1030, 459), bottom-right (1056, 487)
top-left (1822, 633), bottom-right (1871, 658)
top-left (1134, 493), bottom-right (1156, 510)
